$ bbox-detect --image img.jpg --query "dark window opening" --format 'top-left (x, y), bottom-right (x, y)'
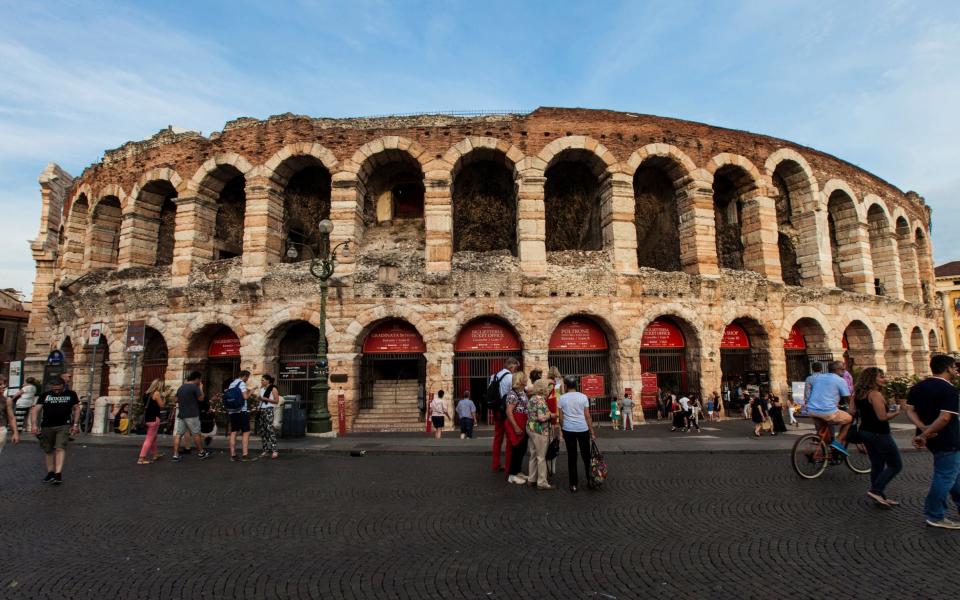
top-left (452, 160), bottom-right (517, 254)
top-left (778, 233), bottom-right (802, 286)
top-left (545, 160), bottom-right (602, 251)
top-left (283, 165), bottom-right (331, 263)
top-left (392, 182), bottom-right (424, 219)
top-left (634, 166), bottom-right (681, 271)
top-left (214, 175), bottom-right (246, 260)
top-left (713, 168), bottom-right (745, 270)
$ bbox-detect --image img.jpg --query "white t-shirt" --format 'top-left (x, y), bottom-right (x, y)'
top-left (559, 391), bottom-right (590, 433)
top-left (229, 379), bottom-right (249, 412)
top-left (15, 384), bottom-right (38, 409)
top-left (679, 396), bottom-right (690, 411)
top-left (258, 385), bottom-right (278, 410)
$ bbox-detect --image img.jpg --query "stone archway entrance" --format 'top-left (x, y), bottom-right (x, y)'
top-left (354, 320), bottom-right (426, 432)
top-left (452, 318), bottom-right (523, 424)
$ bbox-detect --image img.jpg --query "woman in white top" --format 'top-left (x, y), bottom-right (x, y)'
top-left (558, 375), bottom-right (597, 493)
top-left (429, 390), bottom-right (451, 440)
top-left (11, 377), bottom-right (39, 433)
top-left (256, 374), bottom-right (281, 459)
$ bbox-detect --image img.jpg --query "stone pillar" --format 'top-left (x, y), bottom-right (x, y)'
top-left (870, 229), bottom-right (904, 298)
top-left (600, 173), bottom-right (639, 275)
top-left (330, 173), bottom-right (364, 277)
top-left (941, 293), bottom-right (958, 352)
top-left (171, 195), bottom-right (217, 285)
top-left (517, 172), bottom-right (547, 276)
top-left (768, 339), bottom-right (789, 400)
top-left (118, 191), bottom-right (164, 269)
top-left (842, 223), bottom-right (875, 295)
top-left (797, 209), bottom-right (834, 287)
top-left (740, 195), bottom-right (782, 281)
top-left (676, 178), bottom-right (719, 276)
top-left (899, 240), bottom-right (921, 303)
top-left (241, 175), bottom-right (285, 279)
top-left (423, 163), bottom-right (452, 274)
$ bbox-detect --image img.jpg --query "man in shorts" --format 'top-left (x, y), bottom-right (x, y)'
top-left (802, 360), bottom-right (853, 456)
top-left (172, 371), bottom-right (211, 462)
top-left (226, 370), bottom-right (254, 462)
top-left (29, 378), bottom-right (79, 484)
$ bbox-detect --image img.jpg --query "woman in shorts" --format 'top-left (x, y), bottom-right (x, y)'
top-left (429, 390), bottom-right (450, 440)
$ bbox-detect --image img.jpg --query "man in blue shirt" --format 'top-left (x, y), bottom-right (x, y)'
top-left (803, 360), bottom-right (853, 456)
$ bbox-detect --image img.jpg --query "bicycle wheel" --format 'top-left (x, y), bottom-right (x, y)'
top-left (792, 433), bottom-right (828, 479)
top-left (845, 442), bottom-right (872, 474)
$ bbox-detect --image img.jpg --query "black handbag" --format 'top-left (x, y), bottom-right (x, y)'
top-left (546, 437), bottom-right (560, 460)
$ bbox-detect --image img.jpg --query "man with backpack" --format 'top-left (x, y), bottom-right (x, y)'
top-left (490, 357), bottom-right (519, 472)
top-left (224, 370), bottom-right (255, 462)
top-left (172, 371), bottom-right (211, 462)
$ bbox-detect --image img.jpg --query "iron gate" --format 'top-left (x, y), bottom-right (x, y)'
top-left (140, 358), bottom-right (168, 396)
top-left (785, 352), bottom-right (834, 383)
top-left (277, 353), bottom-right (321, 406)
top-left (548, 350), bottom-right (613, 423)
top-left (359, 352), bottom-right (426, 410)
top-left (453, 350), bottom-right (523, 424)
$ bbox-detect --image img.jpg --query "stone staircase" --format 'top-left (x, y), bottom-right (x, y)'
top-left (351, 380), bottom-right (423, 432)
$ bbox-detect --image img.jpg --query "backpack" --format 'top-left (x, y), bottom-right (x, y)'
top-left (487, 372), bottom-right (509, 418)
top-left (223, 382), bottom-right (245, 413)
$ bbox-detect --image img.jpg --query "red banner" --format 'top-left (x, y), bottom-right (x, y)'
top-left (363, 321), bottom-right (426, 353)
top-left (842, 334), bottom-right (849, 350)
top-left (454, 319), bottom-right (522, 352)
top-left (721, 324), bottom-right (750, 349)
top-left (784, 325), bottom-right (806, 350)
top-left (549, 318), bottom-right (608, 351)
top-left (641, 318), bottom-right (685, 348)
top-left (208, 331), bottom-right (241, 357)
top-left (581, 374), bottom-right (605, 397)
top-left (640, 373), bottom-right (659, 409)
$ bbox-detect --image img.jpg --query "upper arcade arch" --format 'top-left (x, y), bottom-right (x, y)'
top-left (866, 201), bottom-right (900, 297)
top-left (709, 156), bottom-right (761, 272)
top-left (450, 142), bottom-right (519, 255)
top-left (826, 186), bottom-right (865, 293)
top-left (631, 149), bottom-right (692, 272)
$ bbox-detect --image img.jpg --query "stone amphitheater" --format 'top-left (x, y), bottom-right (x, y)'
top-left (23, 107), bottom-right (941, 431)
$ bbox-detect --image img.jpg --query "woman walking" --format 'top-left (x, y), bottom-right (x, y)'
top-left (505, 371), bottom-right (530, 484)
top-left (559, 375), bottom-right (597, 492)
top-left (750, 396), bottom-right (769, 437)
top-left (137, 379), bottom-right (166, 464)
top-left (257, 374), bottom-right (281, 459)
top-left (10, 377), bottom-right (39, 433)
top-left (429, 390), bottom-right (451, 440)
top-left (609, 396), bottom-right (620, 430)
top-left (620, 390), bottom-right (635, 431)
top-left (853, 367), bottom-right (903, 508)
top-left (768, 395), bottom-right (787, 434)
top-left (526, 379), bottom-right (555, 490)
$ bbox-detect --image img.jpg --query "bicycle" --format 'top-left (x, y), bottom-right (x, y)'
top-left (791, 417), bottom-right (871, 479)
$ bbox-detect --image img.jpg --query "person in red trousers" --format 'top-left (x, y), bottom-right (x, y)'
top-left (491, 357), bottom-right (520, 472)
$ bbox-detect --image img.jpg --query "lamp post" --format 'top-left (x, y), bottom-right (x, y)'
top-left (287, 219), bottom-right (349, 434)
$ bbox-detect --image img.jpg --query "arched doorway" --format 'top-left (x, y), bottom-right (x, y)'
top-left (883, 324), bottom-right (908, 377)
top-left (784, 319), bottom-right (834, 384)
top-left (453, 318), bottom-right (523, 424)
top-left (720, 319), bottom-right (770, 402)
top-left (358, 320), bottom-right (426, 428)
top-left (185, 325), bottom-right (242, 394)
top-left (273, 321), bottom-right (322, 402)
top-left (639, 317), bottom-right (690, 418)
top-left (910, 327), bottom-right (927, 376)
top-left (548, 316), bottom-right (611, 422)
top-left (843, 321), bottom-right (876, 372)
top-left (140, 327), bottom-right (168, 395)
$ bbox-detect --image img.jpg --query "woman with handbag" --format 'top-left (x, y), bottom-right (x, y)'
top-left (751, 396), bottom-right (769, 437)
top-left (559, 375), bottom-right (597, 492)
top-left (526, 379), bottom-right (555, 490)
top-left (852, 367), bottom-right (903, 508)
top-left (768, 395), bottom-right (787, 434)
top-left (257, 374), bottom-right (281, 459)
top-left (137, 380), bottom-right (166, 465)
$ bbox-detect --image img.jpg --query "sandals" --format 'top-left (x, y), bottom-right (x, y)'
top-left (270, 452), bottom-right (279, 459)
top-left (136, 458), bottom-right (151, 465)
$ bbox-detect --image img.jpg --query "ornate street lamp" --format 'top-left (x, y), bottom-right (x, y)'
top-left (287, 219), bottom-right (349, 433)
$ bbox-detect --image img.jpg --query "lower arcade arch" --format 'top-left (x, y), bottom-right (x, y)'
top-left (547, 316), bottom-right (613, 422)
top-left (783, 319), bottom-right (834, 383)
top-left (185, 325), bottom-right (242, 393)
top-left (452, 317), bottom-right (523, 424)
top-left (719, 318), bottom-right (770, 405)
top-left (358, 320), bottom-right (426, 413)
top-left (637, 317), bottom-right (701, 418)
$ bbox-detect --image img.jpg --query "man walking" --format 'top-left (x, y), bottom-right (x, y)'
top-left (172, 371), bottom-right (211, 462)
top-left (456, 391), bottom-right (477, 440)
top-left (906, 355), bottom-right (960, 529)
top-left (491, 357), bottom-right (519, 472)
top-left (29, 378), bottom-right (79, 484)
top-left (226, 370), bottom-right (254, 462)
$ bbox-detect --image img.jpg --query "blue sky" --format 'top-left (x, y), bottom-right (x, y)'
top-left (1, 0), bottom-right (959, 297)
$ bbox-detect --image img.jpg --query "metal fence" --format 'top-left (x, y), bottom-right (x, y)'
top-left (452, 351), bottom-right (523, 424)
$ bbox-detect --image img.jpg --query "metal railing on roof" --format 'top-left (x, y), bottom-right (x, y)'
top-left (355, 109), bottom-right (531, 119)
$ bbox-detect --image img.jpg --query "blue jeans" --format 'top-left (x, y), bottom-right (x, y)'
top-left (924, 450), bottom-right (960, 521)
top-left (858, 431), bottom-right (902, 496)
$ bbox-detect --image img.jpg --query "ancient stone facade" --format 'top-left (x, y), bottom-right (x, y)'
top-left (24, 108), bottom-right (941, 430)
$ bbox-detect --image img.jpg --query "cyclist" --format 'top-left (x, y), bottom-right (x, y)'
top-left (801, 360), bottom-right (853, 456)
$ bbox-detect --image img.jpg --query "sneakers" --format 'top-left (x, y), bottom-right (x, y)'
top-left (241, 454), bottom-right (258, 462)
top-left (170, 455), bottom-right (182, 463)
top-left (42, 472), bottom-right (56, 483)
top-left (829, 440), bottom-right (849, 456)
top-left (507, 475), bottom-right (527, 485)
top-left (197, 450), bottom-right (212, 460)
top-left (926, 517), bottom-right (960, 530)
top-left (52, 473), bottom-right (62, 485)
top-left (230, 455), bottom-right (238, 462)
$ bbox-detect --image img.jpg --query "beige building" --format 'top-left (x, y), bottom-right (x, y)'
top-left (935, 261), bottom-right (960, 354)
top-left (22, 108), bottom-right (941, 430)
top-left (0, 288), bottom-right (28, 380)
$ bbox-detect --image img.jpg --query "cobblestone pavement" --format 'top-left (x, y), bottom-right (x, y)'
top-left (1, 443), bottom-right (958, 599)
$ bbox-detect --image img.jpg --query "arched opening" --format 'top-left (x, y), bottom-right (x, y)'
top-left (270, 320), bottom-right (322, 404)
top-left (929, 329), bottom-right (940, 355)
top-left (883, 324), bottom-right (908, 377)
top-left (281, 161), bottom-right (331, 263)
top-left (827, 191), bottom-right (860, 292)
top-left (916, 228), bottom-right (933, 303)
top-left (771, 161), bottom-right (806, 286)
top-left (633, 162), bottom-right (681, 271)
top-left (356, 320), bottom-right (426, 431)
top-left (867, 204), bottom-right (895, 296)
top-left (89, 196), bottom-right (122, 269)
top-left (362, 152), bottom-right (425, 224)
top-left (184, 325), bottom-right (242, 393)
top-left (88, 334), bottom-right (111, 398)
top-left (638, 317), bottom-right (701, 419)
top-left (712, 165), bottom-right (754, 271)
top-left (896, 217), bottom-right (921, 303)
top-left (720, 318), bottom-right (771, 409)
top-left (544, 150), bottom-right (603, 252)
top-left (452, 317), bottom-right (523, 424)
top-left (843, 321), bottom-right (876, 372)
top-left (548, 316), bottom-right (612, 422)
top-left (44, 337), bottom-right (76, 389)
top-left (62, 195), bottom-right (89, 275)
top-left (452, 151), bottom-right (517, 255)
top-left (60, 337), bottom-right (75, 375)
top-left (202, 165), bottom-right (246, 260)
top-left (784, 319), bottom-right (833, 383)
top-left (910, 326), bottom-right (927, 376)
top-left (140, 327), bottom-right (168, 396)
top-left (137, 180), bottom-right (178, 267)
